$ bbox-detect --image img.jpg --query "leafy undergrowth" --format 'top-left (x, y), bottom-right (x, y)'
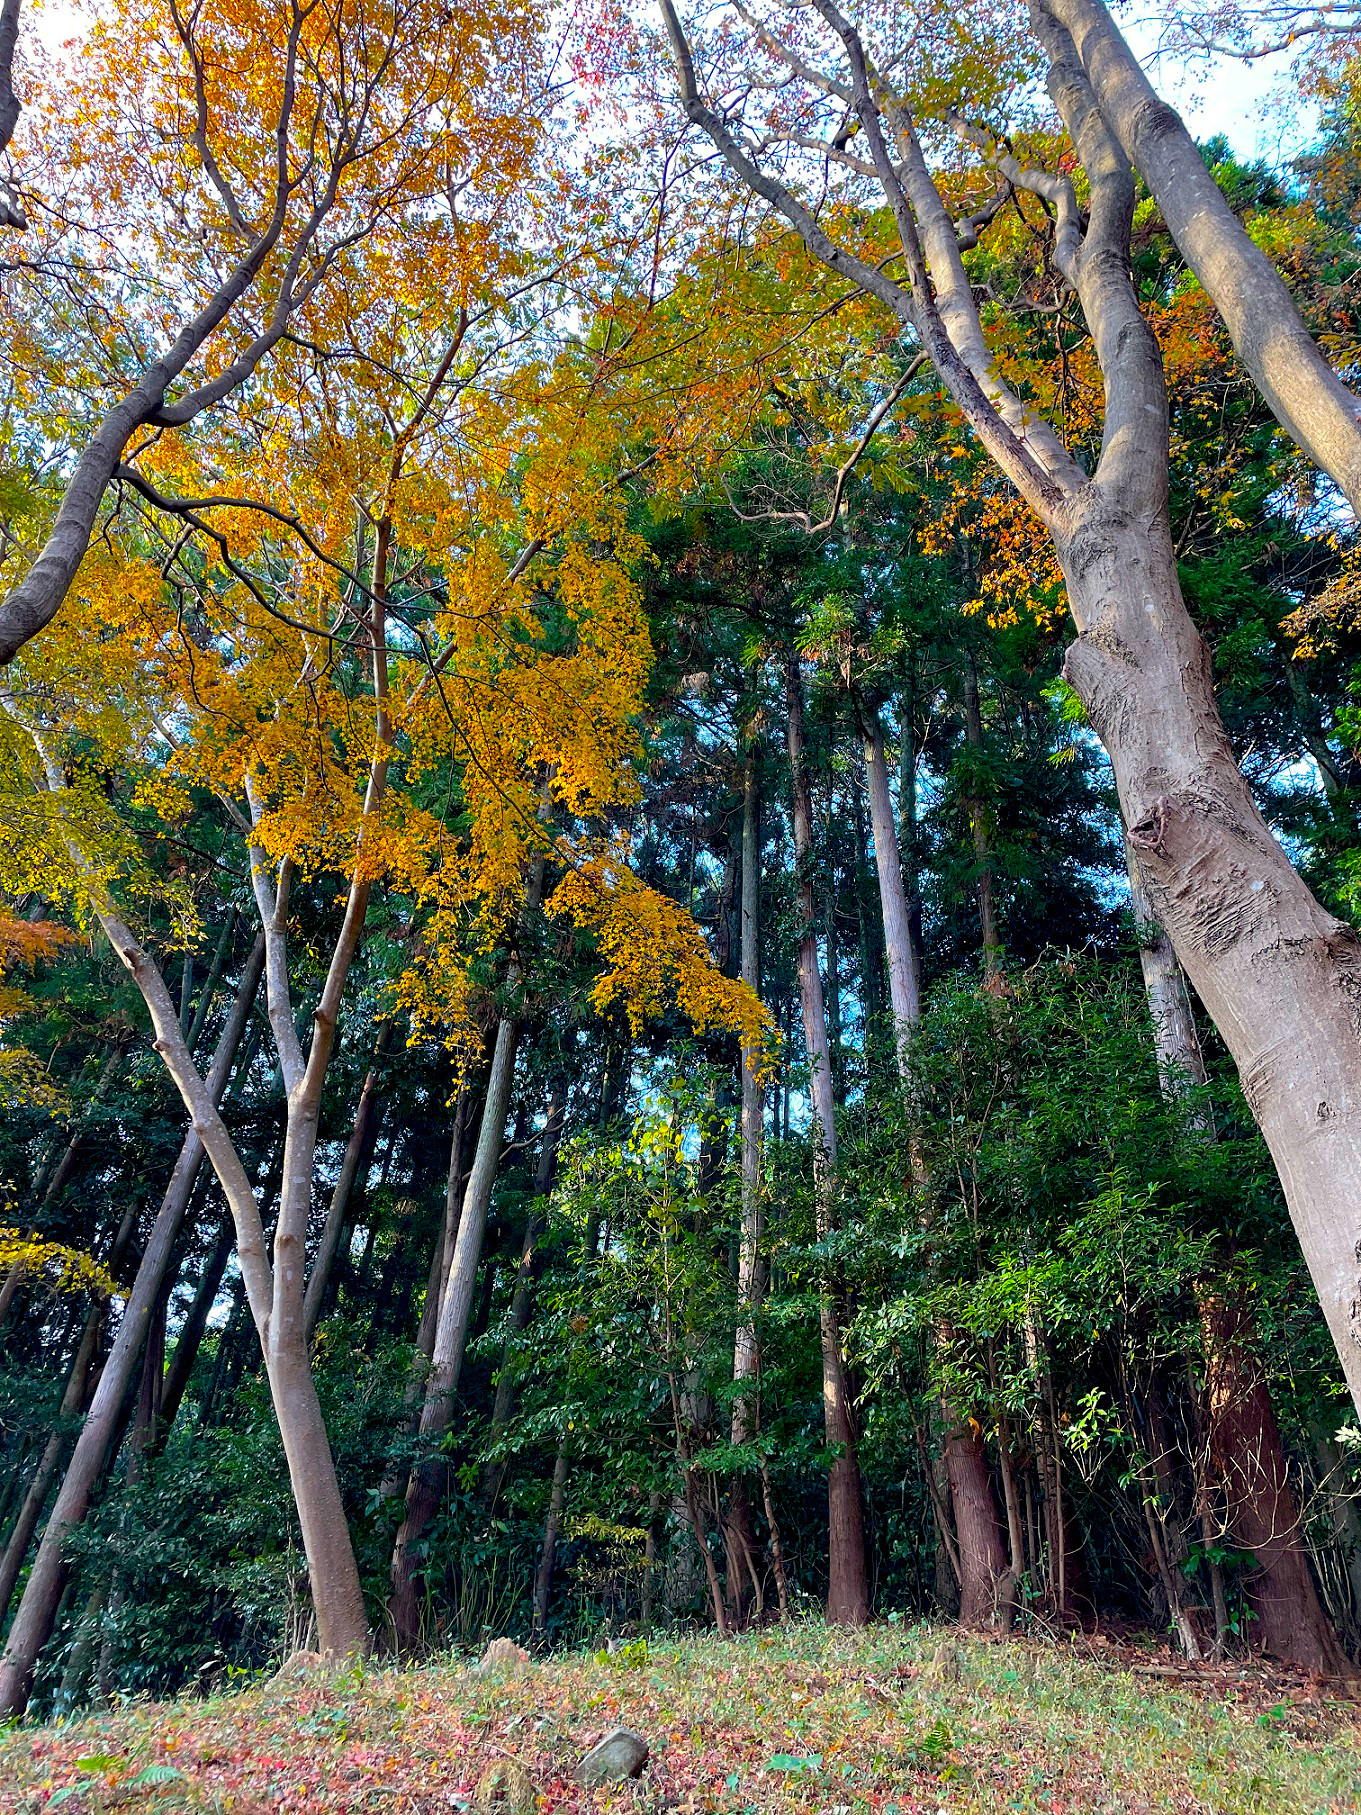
top-left (2, 1622), bottom-right (1359, 1815)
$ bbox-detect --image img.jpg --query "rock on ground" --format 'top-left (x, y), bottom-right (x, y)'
top-left (575, 1726), bottom-right (649, 1786)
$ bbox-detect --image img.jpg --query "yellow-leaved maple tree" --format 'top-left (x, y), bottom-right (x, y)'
top-left (0, 10), bottom-right (768, 1692)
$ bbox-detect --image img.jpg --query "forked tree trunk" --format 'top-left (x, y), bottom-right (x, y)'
top-left (787, 657), bottom-right (870, 1626)
top-left (389, 1013), bottom-right (519, 1648)
top-left (1051, 469), bottom-right (1361, 1420)
top-left (1046, 0), bottom-right (1361, 517)
top-left (0, 937), bottom-right (265, 1716)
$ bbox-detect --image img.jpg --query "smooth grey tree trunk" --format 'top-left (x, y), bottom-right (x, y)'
top-left (787, 658), bottom-right (870, 1626)
top-left (662, 0), bottom-right (1361, 1415)
top-left (388, 1013), bottom-right (519, 1645)
top-left (862, 711), bottom-right (921, 1072)
top-left (0, 935), bottom-right (264, 1716)
top-left (1045, 0), bottom-right (1361, 516)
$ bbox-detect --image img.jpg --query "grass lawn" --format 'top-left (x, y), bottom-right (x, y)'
top-left (1, 1622), bottom-right (1358, 1814)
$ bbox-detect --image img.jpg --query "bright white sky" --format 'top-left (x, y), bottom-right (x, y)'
top-left (25, 1), bottom-right (1323, 165)
top-left (1121, 12), bottom-right (1318, 162)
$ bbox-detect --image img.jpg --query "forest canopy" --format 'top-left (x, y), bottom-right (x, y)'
top-left (1, 0), bottom-right (1361, 1717)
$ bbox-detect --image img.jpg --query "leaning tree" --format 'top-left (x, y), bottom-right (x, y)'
top-left (657, 0), bottom-right (1361, 1411)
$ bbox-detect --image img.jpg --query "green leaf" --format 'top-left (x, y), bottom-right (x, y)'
top-left (768, 1753), bottom-right (822, 1773)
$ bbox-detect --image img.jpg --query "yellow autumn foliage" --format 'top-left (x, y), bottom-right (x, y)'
top-left (0, 1228), bottom-right (115, 1301)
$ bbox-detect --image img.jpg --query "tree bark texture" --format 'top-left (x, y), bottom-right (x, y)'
top-left (1127, 853), bottom-right (1345, 1667)
top-left (943, 1413), bottom-right (1011, 1628)
top-left (863, 711), bottom-right (922, 1071)
top-left (1044, 0), bottom-right (1361, 517)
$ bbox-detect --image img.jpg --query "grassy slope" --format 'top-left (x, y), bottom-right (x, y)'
top-left (1, 1623), bottom-right (1359, 1814)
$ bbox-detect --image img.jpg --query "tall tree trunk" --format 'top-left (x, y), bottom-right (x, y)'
top-left (732, 751), bottom-right (764, 1445)
top-left (849, 772), bottom-right (885, 1020)
top-left (862, 707), bottom-right (922, 1072)
top-left (531, 1434), bottom-right (568, 1645)
top-left (897, 666), bottom-right (925, 986)
top-left (303, 1018), bottom-right (394, 1342)
top-left (866, 694), bottom-right (1010, 1627)
top-left (0, 936), bottom-right (265, 1717)
top-left (479, 1085), bottom-right (566, 1510)
top-left (1200, 1286), bottom-right (1345, 1672)
top-left (943, 1409), bottom-right (1010, 1629)
top-left (1049, 437), bottom-right (1361, 1424)
top-left (664, 0), bottom-right (1361, 1420)
top-left (822, 781), bottom-right (844, 1099)
top-left (725, 752), bottom-right (765, 1624)
top-left (787, 657), bottom-right (870, 1626)
top-left (382, 1075), bottom-right (479, 1473)
top-left (389, 1013), bottom-right (519, 1649)
top-left (962, 655), bottom-right (1003, 987)
top-left (1125, 842), bottom-right (1213, 1131)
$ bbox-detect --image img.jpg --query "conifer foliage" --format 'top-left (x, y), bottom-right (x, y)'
top-left (0, 0), bottom-right (1359, 1716)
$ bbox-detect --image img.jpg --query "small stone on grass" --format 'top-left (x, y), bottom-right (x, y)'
top-left (576, 1726), bottom-right (649, 1785)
